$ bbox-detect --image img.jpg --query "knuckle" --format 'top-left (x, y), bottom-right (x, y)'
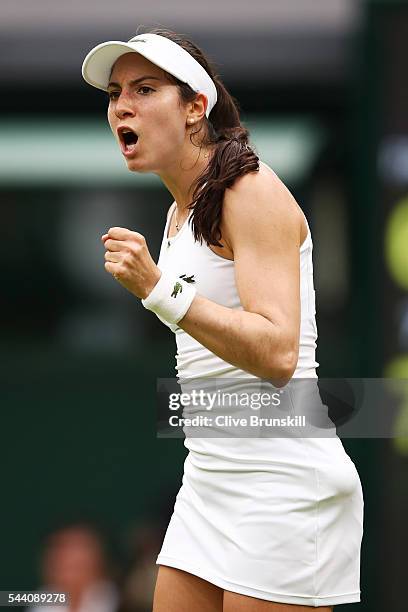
top-left (135, 239), bottom-right (143, 249)
top-left (108, 227), bottom-right (120, 239)
top-left (129, 245), bottom-right (139, 256)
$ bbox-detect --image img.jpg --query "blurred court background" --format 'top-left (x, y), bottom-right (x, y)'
top-left (1, 0), bottom-right (407, 610)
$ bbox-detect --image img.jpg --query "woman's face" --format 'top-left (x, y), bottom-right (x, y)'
top-left (107, 52), bottom-right (189, 174)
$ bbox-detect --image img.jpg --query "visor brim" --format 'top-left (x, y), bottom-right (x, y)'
top-left (82, 42), bottom-right (144, 91)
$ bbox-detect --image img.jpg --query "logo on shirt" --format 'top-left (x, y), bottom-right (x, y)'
top-left (171, 282), bottom-right (183, 298)
top-left (179, 274), bottom-right (196, 284)
top-left (171, 274), bottom-right (196, 298)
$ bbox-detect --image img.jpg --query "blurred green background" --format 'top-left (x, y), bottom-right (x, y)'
top-left (1, 0), bottom-right (408, 610)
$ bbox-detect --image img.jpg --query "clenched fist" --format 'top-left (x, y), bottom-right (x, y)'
top-left (102, 227), bottom-right (162, 299)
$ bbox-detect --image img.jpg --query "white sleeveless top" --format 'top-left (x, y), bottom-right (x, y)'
top-left (156, 187), bottom-right (319, 382)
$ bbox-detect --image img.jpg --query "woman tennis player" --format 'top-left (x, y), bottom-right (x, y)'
top-left (82, 29), bottom-right (364, 611)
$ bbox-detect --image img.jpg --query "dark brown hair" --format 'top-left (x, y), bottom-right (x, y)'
top-left (143, 27), bottom-right (260, 248)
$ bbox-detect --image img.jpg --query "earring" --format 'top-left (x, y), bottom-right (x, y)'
top-left (187, 118), bottom-right (195, 125)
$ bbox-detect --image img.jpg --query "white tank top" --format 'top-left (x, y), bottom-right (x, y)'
top-left (156, 187), bottom-right (319, 381)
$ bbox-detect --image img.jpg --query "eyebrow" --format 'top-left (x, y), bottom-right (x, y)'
top-left (107, 75), bottom-right (162, 89)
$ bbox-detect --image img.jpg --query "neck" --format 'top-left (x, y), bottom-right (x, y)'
top-left (157, 140), bottom-right (213, 216)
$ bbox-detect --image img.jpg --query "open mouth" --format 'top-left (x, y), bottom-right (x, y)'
top-left (117, 127), bottom-right (139, 156)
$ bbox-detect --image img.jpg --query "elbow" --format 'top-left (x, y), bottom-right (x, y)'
top-left (265, 345), bottom-right (299, 388)
top-left (285, 346), bottom-right (299, 380)
top-left (254, 322), bottom-right (299, 385)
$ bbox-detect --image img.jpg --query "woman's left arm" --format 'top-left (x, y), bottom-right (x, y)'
top-left (176, 171), bottom-right (302, 384)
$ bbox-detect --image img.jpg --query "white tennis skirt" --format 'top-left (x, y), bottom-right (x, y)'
top-left (156, 435), bottom-right (364, 607)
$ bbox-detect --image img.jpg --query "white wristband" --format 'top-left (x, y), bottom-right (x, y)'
top-left (141, 270), bottom-right (197, 325)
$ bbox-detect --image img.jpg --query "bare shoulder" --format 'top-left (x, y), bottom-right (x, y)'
top-left (222, 162), bottom-right (305, 251)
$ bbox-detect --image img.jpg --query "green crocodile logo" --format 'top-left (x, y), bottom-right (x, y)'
top-left (171, 274), bottom-right (196, 298)
top-left (171, 282), bottom-right (183, 298)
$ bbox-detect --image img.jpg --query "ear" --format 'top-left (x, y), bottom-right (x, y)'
top-left (186, 93), bottom-right (208, 125)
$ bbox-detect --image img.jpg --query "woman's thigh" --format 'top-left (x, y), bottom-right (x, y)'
top-left (223, 591), bottom-right (333, 612)
top-left (152, 565), bottom-right (224, 612)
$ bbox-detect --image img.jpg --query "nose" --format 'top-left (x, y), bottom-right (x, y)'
top-left (114, 91), bottom-right (136, 120)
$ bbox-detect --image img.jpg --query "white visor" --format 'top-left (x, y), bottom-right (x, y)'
top-left (81, 33), bottom-right (217, 118)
